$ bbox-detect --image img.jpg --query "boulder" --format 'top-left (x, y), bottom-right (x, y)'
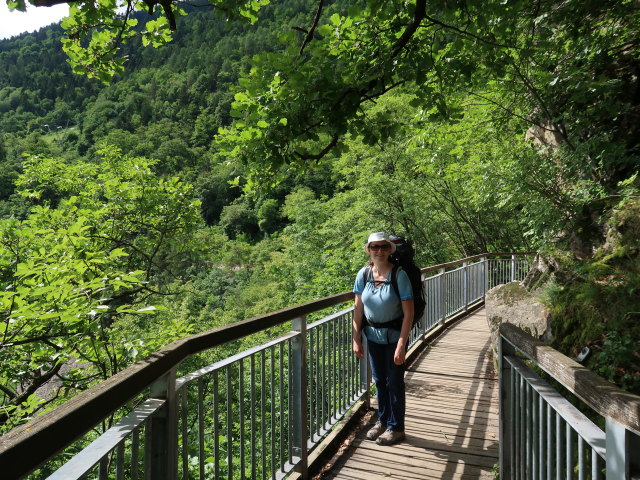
top-left (485, 281), bottom-right (553, 354)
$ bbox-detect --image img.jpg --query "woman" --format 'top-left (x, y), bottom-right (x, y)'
top-left (352, 232), bottom-right (414, 446)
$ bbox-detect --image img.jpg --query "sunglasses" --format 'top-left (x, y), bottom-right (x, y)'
top-left (369, 244), bottom-right (391, 251)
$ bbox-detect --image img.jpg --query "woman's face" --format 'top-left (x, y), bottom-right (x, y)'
top-left (368, 241), bottom-right (392, 261)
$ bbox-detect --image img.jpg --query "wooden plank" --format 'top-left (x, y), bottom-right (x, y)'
top-left (322, 309), bottom-right (500, 480)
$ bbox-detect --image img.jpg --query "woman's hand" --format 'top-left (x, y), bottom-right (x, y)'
top-left (393, 344), bottom-right (406, 365)
top-left (353, 338), bottom-right (364, 359)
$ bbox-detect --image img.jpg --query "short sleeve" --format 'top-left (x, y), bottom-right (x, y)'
top-left (353, 267), bottom-right (367, 295)
top-left (396, 268), bottom-right (413, 301)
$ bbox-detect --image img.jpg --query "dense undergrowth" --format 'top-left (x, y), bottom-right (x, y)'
top-left (546, 196), bottom-right (640, 394)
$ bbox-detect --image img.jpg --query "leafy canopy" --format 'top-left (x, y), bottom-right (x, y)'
top-left (7, 0), bottom-right (271, 82)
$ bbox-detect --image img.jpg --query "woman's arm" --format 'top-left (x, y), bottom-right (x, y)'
top-left (394, 299), bottom-right (414, 365)
top-left (352, 294), bottom-right (365, 358)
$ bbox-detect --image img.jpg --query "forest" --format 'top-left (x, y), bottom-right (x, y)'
top-left (0, 0), bottom-right (639, 441)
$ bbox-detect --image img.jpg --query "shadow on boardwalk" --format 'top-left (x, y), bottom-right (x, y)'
top-left (321, 309), bottom-right (499, 480)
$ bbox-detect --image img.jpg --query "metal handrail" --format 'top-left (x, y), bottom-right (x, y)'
top-left (0, 292), bottom-right (352, 480)
top-left (499, 323), bottom-right (640, 479)
top-left (0, 253), bottom-right (534, 479)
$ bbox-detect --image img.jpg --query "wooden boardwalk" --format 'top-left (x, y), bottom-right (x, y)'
top-left (322, 308), bottom-right (499, 480)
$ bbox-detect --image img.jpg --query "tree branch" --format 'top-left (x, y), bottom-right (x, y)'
top-left (390, 0), bottom-right (426, 59)
top-left (294, 134), bottom-right (339, 161)
top-left (299, 0), bottom-right (324, 56)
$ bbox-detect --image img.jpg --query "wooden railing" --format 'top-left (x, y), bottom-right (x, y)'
top-left (499, 323), bottom-right (640, 479)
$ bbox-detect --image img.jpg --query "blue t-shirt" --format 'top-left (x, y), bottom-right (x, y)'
top-left (353, 266), bottom-right (413, 344)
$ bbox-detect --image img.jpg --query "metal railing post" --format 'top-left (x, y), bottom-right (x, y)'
top-left (499, 336), bottom-right (515, 480)
top-left (463, 261), bottom-right (468, 311)
top-left (359, 335), bottom-right (370, 406)
top-left (291, 315), bottom-right (308, 479)
top-left (438, 267), bottom-right (446, 325)
top-left (481, 256), bottom-right (488, 295)
top-left (606, 418), bottom-right (640, 479)
top-left (420, 273), bottom-right (427, 338)
top-left (511, 254), bottom-right (516, 282)
top-left (148, 368), bottom-right (178, 480)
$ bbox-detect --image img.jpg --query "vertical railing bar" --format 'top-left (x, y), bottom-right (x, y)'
top-left (291, 315), bottom-right (309, 478)
top-left (131, 427), bottom-right (139, 480)
top-left (251, 354), bottom-right (257, 480)
top-left (346, 316), bottom-right (352, 404)
top-left (338, 314), bottom-right (342, 410)
top-left (329, 316), bottom-right (338, 423)
top-left (180, 388), bottom-right (188, 480)
top-left (288, 340), bottom-right (293, 466)
top-left (270, 345), bottom-right (276, 480)
top-left (315, 327), bottom-right (320, 438)
top-left (144, 411), bottom-right (151, 480)
top-left (116, 442), bottom-right (124, 480)
top-left (526, 383), bottom-right (531, 479)
top-left (330, 317), bottom-right (336, 423)
top-left (322, 323), bottom-right (326, 429)
top-left (512, 349), bottom-right (518, 480)
top-left (213, 369), bottom-right (220, 480)
top-left (99, 455), bottom-right (108, 480)
top-left (240, 359), bottom-right (245, 480)
top-left (520, 373), bottom-right (525, 480)
top-left (578, 436), bottom-right (585, 480)
top-left (198, 377), bottom-right (205, 480)
top-left (565, 423), bottom-right (572, 480)
top-left (591, 446), bottom-right (602, 480)
top-left (308, 328), bottom-right (315, 442)
top-left (279, 342), bottom-right (285, 473)
top-left (261, 349), bottom-right (267, 480)
top-left (539, 395), bottom-right (545, 480)
top-left (226, 365), bottom-right (233, 480)
top-left (338, 314), bottom-right (344, 415)
top-left (510, 367), bottom-right (516, 476)
top-left (547, 405), bottom-right (552, 480)
top-left (532, 387), bottom-right (538, 480)
top-left (556, 412), bottom-right (562, 480)
top-left (439, 271), bottom-right (443, 322)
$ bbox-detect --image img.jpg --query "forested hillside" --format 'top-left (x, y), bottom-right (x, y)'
top-left (1, 0), bottom-right (639, 434)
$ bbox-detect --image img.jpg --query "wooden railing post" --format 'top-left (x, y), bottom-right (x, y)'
top-left (291, 315), bottom-right (308, 479)
top-left (499, 336), bottom-right (516, 480)
top-left (148, 368), bottom-right (178, 480)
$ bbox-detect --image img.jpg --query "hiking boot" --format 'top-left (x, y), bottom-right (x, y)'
top-left (366, 422), bottom-right (386, 441)
top-left (376, 429), bottom-right (406, 446)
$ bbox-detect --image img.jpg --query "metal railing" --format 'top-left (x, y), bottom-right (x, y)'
top-left (499, 324), bottom-right (640, 479)
top-left (0, 253), bottom-right (533, 480)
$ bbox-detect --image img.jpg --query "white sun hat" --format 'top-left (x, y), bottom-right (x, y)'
top-left (364, 231), bottom-right (396, 253)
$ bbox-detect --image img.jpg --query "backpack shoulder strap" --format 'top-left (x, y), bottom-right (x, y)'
top-left (390, 264), bottom-right (401, 299)
top-left (363, 266), bottom-right (371, 283)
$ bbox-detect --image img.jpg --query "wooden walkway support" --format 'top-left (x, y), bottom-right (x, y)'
top-left (323, 308), bottom-right (499, 479)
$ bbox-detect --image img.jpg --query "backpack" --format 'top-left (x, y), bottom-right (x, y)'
top-left (362, 235), bottom-right (426, 330)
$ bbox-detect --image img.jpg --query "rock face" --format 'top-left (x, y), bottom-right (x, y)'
top-left (485, 280), bottom-right (553, 354)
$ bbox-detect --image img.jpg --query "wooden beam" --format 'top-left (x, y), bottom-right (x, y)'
top-left (500, 322), bottom-right (640, 435)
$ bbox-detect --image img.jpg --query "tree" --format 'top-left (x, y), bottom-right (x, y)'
top-left (8, 0), bottom-right (273, 82)
top-left (0, 145), bottom-right (202, 429)
top-left (0, 211), bottom-right (146, 430)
